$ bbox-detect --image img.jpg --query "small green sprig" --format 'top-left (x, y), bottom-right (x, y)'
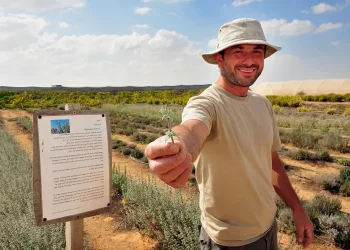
top-left (160, 105), bottom-right (177, 143)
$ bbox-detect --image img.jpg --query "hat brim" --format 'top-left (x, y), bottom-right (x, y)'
top-left (202, 40), bottom-right (281, 64)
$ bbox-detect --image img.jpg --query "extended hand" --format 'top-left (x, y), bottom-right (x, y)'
top-left (293, 208), bottom-right (314, 248)
top-left (144, 137), bottom-right (193, 188)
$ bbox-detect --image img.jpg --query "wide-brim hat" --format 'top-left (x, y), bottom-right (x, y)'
top-left (202, 18), bottom-right (281, 64)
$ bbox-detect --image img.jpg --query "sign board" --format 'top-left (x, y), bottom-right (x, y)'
top-left (33, 110), bottom-right (112, 226)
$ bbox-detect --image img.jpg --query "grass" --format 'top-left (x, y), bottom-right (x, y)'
top-left (18, 116), bottom-right (32, 132)
top-left (322, 169), bottom-right (350, 197)
top-left (0, 128), bottom-right (66, 249)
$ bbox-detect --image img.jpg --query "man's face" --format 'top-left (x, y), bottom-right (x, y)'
top-left (216, 44), bottom-right (265, 88)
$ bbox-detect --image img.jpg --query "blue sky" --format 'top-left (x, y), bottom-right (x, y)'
top-left (0, 0), bottom-right (349, 87)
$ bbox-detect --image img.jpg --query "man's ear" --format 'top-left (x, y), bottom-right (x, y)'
top-left (214, 53), bottom-right (224, 67)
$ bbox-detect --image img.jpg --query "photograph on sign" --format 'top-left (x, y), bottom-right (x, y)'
top-left (37, 113), bottom-right (110, 222)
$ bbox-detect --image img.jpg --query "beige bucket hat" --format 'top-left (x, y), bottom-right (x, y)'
top-left (202, 18), bottom-right (281, 64)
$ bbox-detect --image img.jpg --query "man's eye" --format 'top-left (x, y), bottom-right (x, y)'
top-left (233, 51), bottom-right (243, 54)
top-left (254, 50), bottom-right (263, 54)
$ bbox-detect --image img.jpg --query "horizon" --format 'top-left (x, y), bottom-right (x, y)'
top-left (0, 0), bottom-right (349, 88)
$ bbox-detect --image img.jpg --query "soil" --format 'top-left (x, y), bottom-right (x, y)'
top-left (0, 109), bottom-right (348, 250)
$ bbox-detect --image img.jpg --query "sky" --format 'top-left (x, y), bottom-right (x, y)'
top-left (0, 0), bottom-right (349, 88)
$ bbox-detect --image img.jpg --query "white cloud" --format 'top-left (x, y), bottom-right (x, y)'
top-left (0, 13), bottom-right (47, 51)
top-left (232, 0), bottom-right (262, 7)
top-left (0, 0), bottom-right (86, 12)
top-left (314, 22), bottom-right (342, 33)
top-left (135, 7), bottom-right (151, 15)
top-left (311, 2), bottom-right (337, 14)
top-left (208, 39), bottom-right (217, 50)
top-left (331, 41), bottom-right (339, 46)
top-left (59, 22), bottom-right (69, 28)
top-left (133, 24), bottom-right (150, 29)
top-left (261, 19), bottom-right (315, 36)
top-left (301, 10), bottom-right (310, 14)
top-left (141, 0), bottom-right (153, 2)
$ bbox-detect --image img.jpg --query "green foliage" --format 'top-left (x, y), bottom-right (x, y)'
top-left (160, 105), bottom-right (178, 143)
top-left (0, 128), bottom-right (66, 249)
top-left (112, 168), bottom-right (200, 250)
top-left (325, 107), bottom-right (337, 115)
top-left (340, 182), bottom-right (350, 197)
top-left (344, 107), bottom-right (350, 116)
top-left (267, 95), bottom-right (303, 107)
top-left (288, 148), bottom-right (333, 162)
top-left (320, 129), bottom-right (349, 153)
top-left (290, 126), bottom-right (321, 149)
top-left (318, 214), bottom-right (350, 248)
top-left (337, 159), bottom-right (350, 166)
top-left (18, 116), bottom-right (32, 132)
top-left (296, 106), bottom-right (312, 112)
top-left (340, 168), bottom-right (350, 183)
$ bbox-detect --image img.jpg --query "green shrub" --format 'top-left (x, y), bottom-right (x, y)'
top-left (337, 159), bottom-right (350, 166)
top-left (131, 148), bottom-right (144, 159)
top-left (340, 168), bottom-right (350, 183)
top-left (112, 169), bottom-right (200, 250)
top-left (0, 129), bottom-right (65, 249)
top-left (318, 214), bottom-right (350, 248)
top-left (289, 149), bottom-right (312, 161)
top-left (288, 149), bottom-right (332, 162)
top-left (18, 116), bottom-right (32, 132)
top-left (325, 107), bottom-right (337, 115)
top-left (340, 182), bottom-right (350, 197)
top-left (344, 107), bottom-right (350, 116)
top-left (297, 106), bottom-right (312, 112)
top-left (308, 194), bottom-right (342, 216)
top-left (322, 178), bottom-right (341, 193)
top-left (290, 126), bottom-right (319, 149)
top-left (320, 129), bottom-right (349, 153)
top-left (122, 148), bottom-right (132, 156)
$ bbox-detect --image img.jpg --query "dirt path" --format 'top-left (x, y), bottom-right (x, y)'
top-left (0, 109), bottom-right (157, 250)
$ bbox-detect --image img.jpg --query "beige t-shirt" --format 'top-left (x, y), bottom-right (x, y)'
top-left (182, 84), bottom-right (282, 247)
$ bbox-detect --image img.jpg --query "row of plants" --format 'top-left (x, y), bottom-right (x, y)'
top-left (279, 127), bottom-right (350, 153)
top-left (1, 90), bottom-right (350, 109)
top-left (0, 128), bottom-right (66, 249)
top-left (112, 139), bottom-right (148, 164)
top-left (112, 167), bottom-right (350, 249)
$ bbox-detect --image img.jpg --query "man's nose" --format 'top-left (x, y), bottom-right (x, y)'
top-left (240, 52), bottom-right (255, 66)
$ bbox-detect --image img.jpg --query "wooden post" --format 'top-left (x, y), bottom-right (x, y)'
top-left (65, 103), bottom-right (84, 250)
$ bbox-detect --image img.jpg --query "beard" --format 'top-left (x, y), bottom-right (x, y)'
top-left (219, 60), bottom-right (262, 88)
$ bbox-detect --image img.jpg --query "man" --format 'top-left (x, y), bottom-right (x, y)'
top-left (144, 18), bottom-right (314, 249)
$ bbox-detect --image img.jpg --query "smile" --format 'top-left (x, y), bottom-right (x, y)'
top-left (238, 68), bottom-right (256, 73)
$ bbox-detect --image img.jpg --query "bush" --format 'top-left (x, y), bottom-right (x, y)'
top-left (297, 106), bottom-right (312, 112)
top-left (112, 169), bottom-right (200, 250)
top-left (344, 107), bottom-right (350, 116)
top-left (337, 159), bottom-right (350, 166)
top-left (308, 194), bottom-right (342, 216)
top-left (322, 178), bottom-right (341, 193)
top-left (320, 129), bottom-right (349, 153)
top-left (288, 149), bottom-right (332, 162)
top-left (122, 148), bottom-right (132, 156)
top-left (290, 126), bottom-right (319, 149)
top-left (340, 182), bottom-right (350, 197)
top-left (325, 107), bottom-right (337, 115)
top-left (131, 148), bottom-right (144, 159)
top-left (340, 168), bottom-right (350, 183)
top-left (18, 116), bottom-right (32, 132)
top-left (318, 214), bottom-right (350, 248)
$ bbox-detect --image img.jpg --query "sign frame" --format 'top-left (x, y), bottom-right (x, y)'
top-left (33, 109), bottom-right (112, 226)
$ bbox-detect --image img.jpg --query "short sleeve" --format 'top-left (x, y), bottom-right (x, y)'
top-left (181, 95), bottom-right (216, 131)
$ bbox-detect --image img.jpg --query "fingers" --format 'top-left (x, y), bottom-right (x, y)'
top-left (158, 153), bottom-right (192, 183)
top-left (149, 150), bottom-right (187, 175)
top-left (145, 139), bottom-right (183, 160)
top-left (303, 226), bottom-right (314, 248)
top-left (296, 224), bottom-right (305, 246)
top-left (168, 161), bottom-right (193, 188)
